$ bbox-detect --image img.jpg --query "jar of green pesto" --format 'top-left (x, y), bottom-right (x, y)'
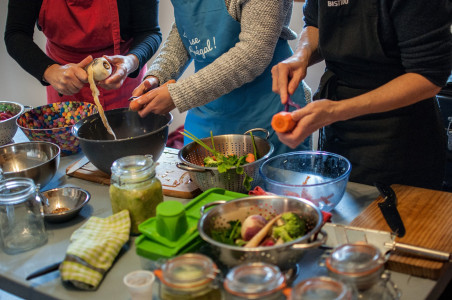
top-left (109, 155), bottom-right (163, 235)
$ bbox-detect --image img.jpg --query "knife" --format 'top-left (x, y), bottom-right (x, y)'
top-left (66, 156), bottom-right (90, 174)
top-left (374, 182), bottom-right (406, 238)
top-left (26, 261), bottom-right (61, 280)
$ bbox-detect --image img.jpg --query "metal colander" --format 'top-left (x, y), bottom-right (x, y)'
top-left (197, 195), bottom-right (326, 270)
top-left (177, 129), bottom-right (274, 193)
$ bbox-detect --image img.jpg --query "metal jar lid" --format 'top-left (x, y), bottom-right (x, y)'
top-left (223, 262), bottom-right (285, 298)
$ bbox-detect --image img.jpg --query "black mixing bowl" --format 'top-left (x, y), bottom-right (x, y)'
top-left (72, 108), bottom-right (172, 174)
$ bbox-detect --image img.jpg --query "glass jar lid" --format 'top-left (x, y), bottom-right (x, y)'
top-left (223, 262), bottom-right (285, 297)
top-left (326, 243), bottom-right (385, 276)
top-left (0, 177), bottom-right (36, 205)
top-left (160, 253), bottom-right (217, 289)
top-left (291, 276), bottom-right (351, 300)
top-left (110, 155), bottom-right (156, 184)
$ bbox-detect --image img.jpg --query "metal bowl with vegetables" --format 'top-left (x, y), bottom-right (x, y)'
top-left (177, 128), bottom-right (274, 193)
top-left (198, 195), bottom-right (326, 270)
top-left (0, 101), bottom-right (25, 146)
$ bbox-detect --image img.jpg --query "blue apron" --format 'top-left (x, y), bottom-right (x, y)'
top-left (171, 0), bottom-right (309, 155)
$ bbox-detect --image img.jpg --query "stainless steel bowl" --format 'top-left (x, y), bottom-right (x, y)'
top-left (177, 129), bottom-right (274, 193)
top-left (198, 195), bottom-right (326, 270)
top-left (0, 141), bottom-right (60, 188)
top-left (0, 101), bottom-right (25, 146)
top-left (42, 187), bottom-right (90, 222)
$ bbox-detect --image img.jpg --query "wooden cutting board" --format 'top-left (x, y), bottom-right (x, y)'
top-left (350, 184), bottom-right (452, 280)
top-left (66, 148), bottom-right (201, 199)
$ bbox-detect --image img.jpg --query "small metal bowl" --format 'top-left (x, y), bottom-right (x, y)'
top-left (42, 187), bottom-right (90, 222)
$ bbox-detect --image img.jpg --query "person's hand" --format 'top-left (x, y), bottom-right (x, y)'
top-left (276, 99), bottom-right (339, 148)
top-left (132, 76), bottom-right (160, 97)
top-left (131, 77), bottom-right (176, 117)
top-left (271, 54), bottom-right (309, 104)
top-left (43, 55), bottom-right (93, 95)
top-left (98, 54), bottom-right (139, 90)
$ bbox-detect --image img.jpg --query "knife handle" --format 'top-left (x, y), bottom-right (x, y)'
top-left (387, 242), bottom-right (451, 261)
top-left (26, 262), bottom-right (61, 280)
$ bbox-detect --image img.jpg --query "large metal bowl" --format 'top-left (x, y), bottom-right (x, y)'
top-left (177, 129), bottom-right (274, 193)
top-left (0, 141), bottom-right (61, 188)
top-left (198, 195), bottom-right (326, 270)
top-left (72, 108), bottom-right (172, 174)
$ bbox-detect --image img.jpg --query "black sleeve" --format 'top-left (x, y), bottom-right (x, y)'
top-left (4, 0), bottom-right (56, 86)
top-left (118, 0), bottom-right (162, 78)
top-left (302, 0), bottom-right (318, 28)
top-left (385, 0), bottom-right (452, 87)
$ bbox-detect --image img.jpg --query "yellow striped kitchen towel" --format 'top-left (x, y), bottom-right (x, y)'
top-left (60, 210), bottom-right (131, 290)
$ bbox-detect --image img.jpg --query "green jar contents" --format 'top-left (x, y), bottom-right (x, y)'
top-left (155, 253), bottom-right (223, 300)
top-left (109, 155), bottom-right (163, 235)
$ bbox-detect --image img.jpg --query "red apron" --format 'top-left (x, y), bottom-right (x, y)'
top-left (38, 0), bottom-right (146, 110)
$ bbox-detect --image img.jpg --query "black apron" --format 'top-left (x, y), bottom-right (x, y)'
top-left (315, 0), bottom-right (446, 190)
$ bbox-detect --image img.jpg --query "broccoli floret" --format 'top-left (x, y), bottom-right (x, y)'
top-left (203, 156), bottom-right (219, 167)
top-left (272, 212), bottom-right (306, 242)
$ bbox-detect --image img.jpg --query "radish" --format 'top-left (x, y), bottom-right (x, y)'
top-left (241, 215), bottom-right (267, 241)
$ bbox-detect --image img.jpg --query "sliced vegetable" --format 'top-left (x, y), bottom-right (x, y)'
top-left (271, 111), bottom-right (296, 133)
top-left (245, 153), bottom-right (255, 163)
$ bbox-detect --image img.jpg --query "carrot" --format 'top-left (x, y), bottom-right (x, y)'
top-left (129, 98), bottom-right (142, 111)
top-left (129, 79), bottom-right (176, 111)
top-left (246, 153), bottom-right (255, 163)
top-left (271, 111), bottom-right (296, 133)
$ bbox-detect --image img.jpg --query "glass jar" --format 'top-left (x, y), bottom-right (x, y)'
top-left (0, 178), bottom-right (47, 254)
top-left (155, 253), bottom-right (223, 300)
top-left (291, 276), bottom-right (352, 300)
top-left (326, 243), bottom-right (401, 300)
top-left (109, 155), bottom-right (163, 235)
top-left (223, 262), bottom-right (286, 300)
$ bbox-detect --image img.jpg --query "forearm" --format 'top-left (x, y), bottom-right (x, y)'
top-left (146, 24), bottom-right (191, 85)
top-left (294, 26), bottom-right (323, 67)
top-left (334, 73), bottom-right (442, 121)
top-left (125, 0), bottom-right (162, 78)
top-left (4, 0), bottom-right (56, 85)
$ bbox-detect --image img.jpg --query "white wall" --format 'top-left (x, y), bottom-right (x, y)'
top-left (0, 1), bottom-right (324, 132)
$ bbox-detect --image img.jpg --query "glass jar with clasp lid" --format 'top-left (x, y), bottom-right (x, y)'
top-left (325, 243), bottom-right (401, 300)
top-left (109, 155), bottom-right (163, 235)
top-left (154, 253), bottom-right (223, 300)
top-left (223, 262), bottom-right (286, 300)
top-left (0, 177), bottom-right (48, 254)
top-left (291, 276), bottom-right (352, 300)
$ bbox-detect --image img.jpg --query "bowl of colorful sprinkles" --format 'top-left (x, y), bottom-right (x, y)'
top-left (16, 101), bottom-right (97, 155)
